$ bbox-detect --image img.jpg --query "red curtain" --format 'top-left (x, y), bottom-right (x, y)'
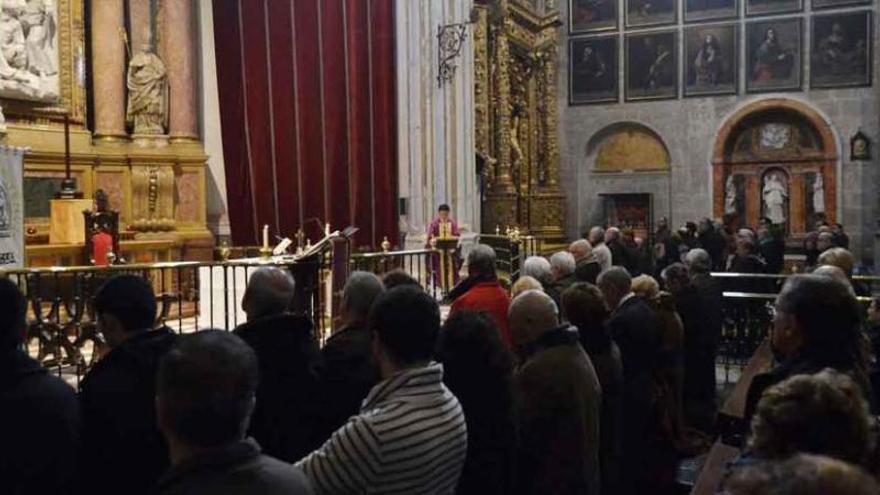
top-left (213, 0), bottom-right (397, 249)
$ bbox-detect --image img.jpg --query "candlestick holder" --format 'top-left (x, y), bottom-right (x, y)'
top-left (259, 246), bottom-right (273, 261)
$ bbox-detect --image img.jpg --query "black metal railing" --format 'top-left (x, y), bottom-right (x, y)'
top-left (5, 255), bottom-right (329, 387)
top-left (350, 249), bottom-right (440, 299)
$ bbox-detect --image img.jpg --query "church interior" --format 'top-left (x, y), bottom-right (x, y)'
top-left (4, 0), bottom-right (880, 494)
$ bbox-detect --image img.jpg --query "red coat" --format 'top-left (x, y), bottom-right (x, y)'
top-left (450, 281), bottom-right (512, 346)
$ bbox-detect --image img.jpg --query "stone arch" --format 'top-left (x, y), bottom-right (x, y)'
top-left (587, 122), bottom-right (671, 172)
top-left (712, 98), bottom-right (838, 235)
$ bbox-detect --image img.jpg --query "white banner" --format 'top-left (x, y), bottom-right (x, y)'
top-left (0, 146), bottom-right (26, 269)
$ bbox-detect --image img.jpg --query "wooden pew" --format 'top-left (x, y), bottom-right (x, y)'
top-left (690, 339), bottom-right (775, 495)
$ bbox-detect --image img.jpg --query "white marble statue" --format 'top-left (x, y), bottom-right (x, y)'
top-left (813, 173), bottom-right (825, 214)
top-left (763, 173), bottom-right (788, 224)
top-left (724, 174), bottom-right (737, 214)
top-left (0, 0), bottom-right (57, 102)
top-left (126, 43), bottom-right (168, 135)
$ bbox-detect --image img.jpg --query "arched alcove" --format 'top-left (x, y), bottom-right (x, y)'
top-left (713, 98), bottom-right (837, 236)
top-left (588, 122), bottom-right (671, 172)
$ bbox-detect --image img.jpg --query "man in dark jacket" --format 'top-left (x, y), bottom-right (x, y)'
top-left (757, 226), bottom-right (785, 274)
top-left (663, 262), bottom-right (718, 433)
top-left (597, 267), bottom-right (665, 494)
top-left (510, 290), bottom-right (601, 495)
top-left (1, 278), bottom-right (81, 495)
top-left (79, 275), bottom-right (176, 495)
top-left (156, 331), bottom-right (313, 495)
top-left (234, 267), bottom-right (323, 462)
top-left (570, 240), bottom-right (601, 284)
top-left (317, 271), bottom-right (384, 443)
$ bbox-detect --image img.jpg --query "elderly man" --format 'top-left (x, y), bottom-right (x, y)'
top-left (597, 267), bottom-right (664, 494)
top-left (318, 272), bottom-right (384, 442)
top-left (570, 239), bottom-right (601, 284)
top-left (450, 244), bottom-right (512, 346)
top-left (156, 331), bottom-right (313, 495)
top-left (523, 255), bottom-right (560, 310)
top-left (233, 267), bottom-right (322, 462)
top-left (550, 251), bottom-right (577, 294)
top-left (744, 275), bottom-right (872, 422)
top-left (296, 286), bottom-right (467, 494)
top-left (588, 226), bottom-right (612, 271)
top-left (605, 227), bottom-right (630, 271)
top-left (510, 290), bottom-right (601, 495)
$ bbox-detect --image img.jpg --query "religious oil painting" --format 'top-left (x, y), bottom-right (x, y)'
top-left (746, 0), bottom-right (802, 16)
top-left (811, 12), bottom-right (872, 89)
top-left (746, 19), bottom-right (802, 93)
top-left (626, 31), bottom-right (678, 101)
top-left (813, 0), bottom-right (870, 10)
top-left (626, 0), bottom-right (677, 28)
top-left (570, 36), bottom-right (619, 105)
top-left (0, 0), bottom-right (59, 102)
top-left (684, 24), bottom-right (738, 97)
top-left (570, 0), bottom-right (618, 33)
top-left (685, 0), bottom-right (738, 23)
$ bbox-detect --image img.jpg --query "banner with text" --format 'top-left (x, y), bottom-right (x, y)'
top-left (0, 146), bottom-right (26, 269)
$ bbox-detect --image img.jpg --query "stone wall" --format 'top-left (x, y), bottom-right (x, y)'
top-left (558, 1), bottom-right (880, 265)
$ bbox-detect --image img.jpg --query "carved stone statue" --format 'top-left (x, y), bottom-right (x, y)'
top-left (724, 174), bottom-right (736, 214)
top-left (813, 173), bottom-right (825, 214)
top-left (0, 0), bottom-right (57, 102)
top-left (762, 173), bottom-right (787, 225)
top-left (126, 43), bottom-right (168, 135)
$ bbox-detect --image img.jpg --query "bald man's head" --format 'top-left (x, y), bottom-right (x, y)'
top-left (242, 267), bottom-right (296, 321)
top-left (509, 289), bottom-right (559, 347)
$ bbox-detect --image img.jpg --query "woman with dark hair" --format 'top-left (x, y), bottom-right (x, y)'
top-left (562, 283), bottom-right (624, 495)
top-left (437, 311), bottom-right (517, 495)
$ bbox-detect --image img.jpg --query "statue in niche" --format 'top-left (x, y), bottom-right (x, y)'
top-left (724, 174), bottom-right (737, 214)
top-left (126, 43), bottom-right (168, 135)
top-left (762, 172), bottom-right (788, 225)
top-left (813, 172), bottom-right (825, 214)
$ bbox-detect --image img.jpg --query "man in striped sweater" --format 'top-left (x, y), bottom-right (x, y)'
top-left (296, 285), bottom-right (468, 494)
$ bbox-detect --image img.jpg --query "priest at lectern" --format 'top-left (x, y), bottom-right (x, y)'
top-left (426, 204), bottom-right (461, 287)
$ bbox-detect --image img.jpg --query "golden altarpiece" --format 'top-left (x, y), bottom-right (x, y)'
top-left (3, 0), bottom-right (211, 267)
top-left (474, 0), bottom-right (566, 244)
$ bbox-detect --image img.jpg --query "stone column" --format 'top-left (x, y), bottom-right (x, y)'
top-left (128, 0), bottom-right (152, 49)
top-left (163, 0), bottom-right (199, 141)
top-left (91, 0), bottom-right (127, 142)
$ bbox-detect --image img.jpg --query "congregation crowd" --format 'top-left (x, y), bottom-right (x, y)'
top-left (3, 217), bottom-right (880, 494)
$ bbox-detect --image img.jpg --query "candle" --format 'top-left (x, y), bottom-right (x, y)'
top-left (262, 224), bottom-right (269, 249)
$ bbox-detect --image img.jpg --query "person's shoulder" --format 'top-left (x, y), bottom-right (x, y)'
top-left (251, 455), bottom-right (314, 494)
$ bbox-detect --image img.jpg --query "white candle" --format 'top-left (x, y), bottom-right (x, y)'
top-left (263, 225), bottom-right (269, 249)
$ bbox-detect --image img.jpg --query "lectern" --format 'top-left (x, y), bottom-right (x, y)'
top-left (434, 237), bottom-right (459, 293)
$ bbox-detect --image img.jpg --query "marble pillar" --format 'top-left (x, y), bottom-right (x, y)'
top-left (197, 0), bottom-right (229, 237)
top-left (163, 0), bottom-right (199, 141)
top-left (128, 0), bottom-right (152, 49)
top-left (396, 0), bottom-right (477, 248)
top-left (91, 0), bottom-right (127, 142)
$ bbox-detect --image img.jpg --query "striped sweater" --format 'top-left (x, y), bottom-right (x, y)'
top-left (295, 362), bottom-right (467, 494)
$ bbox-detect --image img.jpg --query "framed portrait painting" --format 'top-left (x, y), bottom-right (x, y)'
top-left (626, 0), bottom-right (677, 28)
top-left (625, 31), bottom-right (678, 101)
top-left (746, 19), bottom-right (802, 93)
top-left (812, 0), bottom-right (870, 10)
top-left (685, 0), bottom-right (738, 22)
top-left (811, 11), bottom-right (872, 89)
top-left (684, 24), bottom-right (738, 96)
top-left (570, 0), bottom-right (618, 33)
top-left (746, 0), bottom-right (802, 17)
top-left (570, 36), bottom-right (619, 105)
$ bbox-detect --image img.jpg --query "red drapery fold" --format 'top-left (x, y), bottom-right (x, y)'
top-left (213, 0), bottom-right (398, 249)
